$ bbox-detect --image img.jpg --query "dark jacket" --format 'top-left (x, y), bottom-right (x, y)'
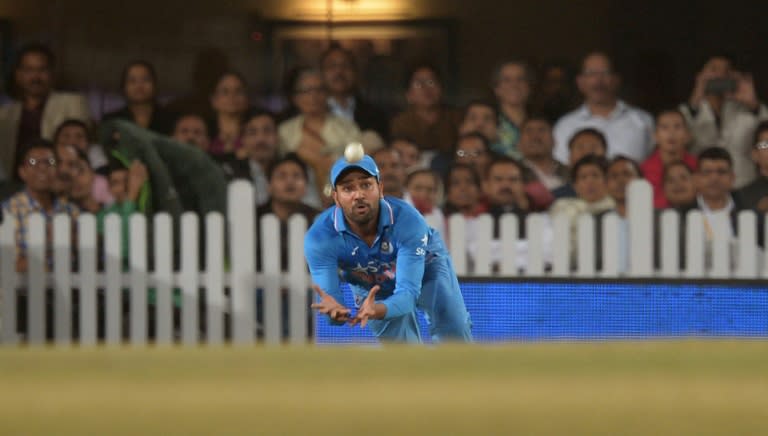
top-left (354, 96), bottom-right (389, 141)
top-left (735, 176), bottom-right (768, 210)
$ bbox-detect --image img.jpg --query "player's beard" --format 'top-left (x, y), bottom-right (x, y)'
top-left (344, 199), bottom-right (378, 226)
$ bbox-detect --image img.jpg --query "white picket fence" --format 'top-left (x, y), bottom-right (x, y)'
top-left (1, 180), bottom-right (766, 346)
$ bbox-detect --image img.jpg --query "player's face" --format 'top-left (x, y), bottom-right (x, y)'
top-left (333, 170), bottom-right (382, 226)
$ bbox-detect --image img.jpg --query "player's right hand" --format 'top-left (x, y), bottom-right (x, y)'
top-left (311, 284), bottom-right (351, 322)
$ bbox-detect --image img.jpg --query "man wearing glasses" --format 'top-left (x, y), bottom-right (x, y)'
top-left (1, 139), bottom-right (79, 272)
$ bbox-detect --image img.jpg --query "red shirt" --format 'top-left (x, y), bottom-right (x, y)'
top-left (640, 149), bottom-right (697, 208)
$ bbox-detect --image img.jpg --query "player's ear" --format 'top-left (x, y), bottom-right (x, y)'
top-left (331, 188), bottom-right (340, 206)
top-left (378, 180), bottom-right (384, 198)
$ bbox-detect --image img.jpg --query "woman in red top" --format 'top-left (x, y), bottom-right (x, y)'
top-left (640, 109), bottom-right (698, 208)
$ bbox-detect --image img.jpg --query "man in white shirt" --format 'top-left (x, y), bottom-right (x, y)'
top-left (553, 52), bottom-right (653, 164)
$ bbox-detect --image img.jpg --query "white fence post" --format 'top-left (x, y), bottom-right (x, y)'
top-left (735, 211), bottom-right (757, 279)
top-left (448, 214), bottom-right (467, 276)
top-left (684, 211), bottom-right (705, 278)
top-left (709, 214), bottom-right (731, 279)
top-left (600, 212), bottom-right (620, 278)
top-left (1, 218), bottom-right (18, 345)
top-left (525, 214), bottom-right (546, 276)
top-left (659, 210), bottom-right (680, 278)
top-left (576, 214), bottom-right (595, 277)
top-left (53, 214), bottom-right (72, 345)
top-left (129, 214), bottom-right (148, 345)
top-left (499, 214), bottom-right (519, 276)
top-left (180, 213), bottom-right (200, 345)
top-left (260, 214), bottom-right (282, 344)
top-left (288, 215), bottom-right (309, 345)
top-left (205, 213), bottom-right (225, 344)
top-left (228, 181), bottom-right (255, 344)
top-left (77, 214), bottom-right (98, 346)
top-left (473, 214), bottom-right (492, 276)
top-left (628, 180), bottom-right (653, 277)
top-left (153, 213), bottom-right (173, 344)
top-left (551, 213), bottom-right (570, 276)
top-left (26, 214), bottom-right (46, 344)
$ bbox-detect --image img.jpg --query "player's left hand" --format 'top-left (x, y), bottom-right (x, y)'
top-left (349, 285), bottom-right (380, 328)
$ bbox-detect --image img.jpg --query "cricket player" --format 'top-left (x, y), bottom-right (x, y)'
top-left (304, 151), bottom-right (473, 343)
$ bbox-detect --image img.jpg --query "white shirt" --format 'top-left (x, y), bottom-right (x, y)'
top-left (553, 100), bottom-right (654, 164)
top-left (327, 96), bottom-right (356, 122)
top-left (697, 194), bottom-right (735, 239)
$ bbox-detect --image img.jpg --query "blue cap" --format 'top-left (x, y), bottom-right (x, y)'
top-left (329, 154), bottom-right (380, 187)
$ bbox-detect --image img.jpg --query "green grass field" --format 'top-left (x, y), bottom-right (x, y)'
top-left (0, 340), bottom-right (767, 435)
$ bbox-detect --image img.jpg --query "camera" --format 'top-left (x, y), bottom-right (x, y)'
top-left (705, 77), bottom-right (737, 96)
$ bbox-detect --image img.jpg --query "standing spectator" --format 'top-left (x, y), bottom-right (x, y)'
top-left (1, 139), bottom-right (79, 272)
top-left (102, 60), bottom-right (177, 135)
top-left (208, 71), bottom-right (250, 156)
top-left (735, 121), bottom-right (768, 213)
top-left (372, 147), bottom-right (406, 199)
top-left (491, 60), bottom-right (533, 159)
top-left (532, 61), bottom-right (577, 123)
top-left (641, 109), bottom-right (697, 208)
top-left (0, 43), bottom-right (90, 181)
top-left (172, 113), bottom-right (210, 151)
top-left (681, 56), bottom-right (768, 188)
top-left (459, 100), bottom-right (501, 152)
top-left (518, 116), bottom-right (569, 191)
top-left (663, 162), bottom-right (697, 209)
top-left (320, 44), bottom-right (389, 140)
top-left (404, 168), bottom-right (445, 236)
top-left (391, 136), bottom-right (422, 171)
top-left (239, 110), bottom-right (280, 207)
top-left (279, 67), bottom-right (362, 206)
top-left (390, 64), bottom-right (461, 158)
top-left (552, 127), bottom-right (608, 199)
top-left (553, 52), bottom-right (653, 164)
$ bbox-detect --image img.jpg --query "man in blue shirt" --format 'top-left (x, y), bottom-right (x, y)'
top-left (305, 152), bottom-right (472, 342)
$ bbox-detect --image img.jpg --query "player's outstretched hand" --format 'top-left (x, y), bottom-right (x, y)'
top-left (349, 285), bottom-right (380, 328)
top-left (311, 284), bottom-right (351, 322)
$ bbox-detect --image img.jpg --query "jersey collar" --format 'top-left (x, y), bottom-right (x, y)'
top-left (333, 198), bottom-right (395, 235)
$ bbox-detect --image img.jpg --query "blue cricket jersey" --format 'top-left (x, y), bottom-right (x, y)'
top-left (304, 197), bottom-right (448, 320)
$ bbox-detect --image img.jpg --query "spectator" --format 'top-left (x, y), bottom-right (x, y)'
top-left (53, 119), bottom-right (109, 171)
top-left (1, 139), bottom-right (79, 272)
top-left (55, 142), bottom-right (113, 206)
top-left (491, 60), bottom-right (533, 158)
top-left (390, 64), bottom-right (461, 158)
top-left (518, 116), bottom-right (569, 191)
top-left (404, 168), bottom-right (445, 236)
top-left (532, 61), bottom-right (577, 123)
top-left (372, 147), bottom-right (406, 199)
top-left (235, 110), bottom-right (280, 206)
top-left (483, 156), bottom-right (530, 237)
top-left (459, 100), bottom-right (501, 152)
top-left (552, 127), bottom-right (608, 199)
top-left (601, 156), bottom-right (643, 273)
top-left (320, 44), bottom-right (389, 140)
top-left (681, 55), bottom-right (768, 188)
top-left (102, 60), bottom-right (177, 135)
top-left (279, 67), bottom-right (362, 206)
top-left (640, 109), bottom-right (697, 208)
top-left (0, 43), bottom-right (90, 181)
top-left (550, 155), bottom-right (615, 265)
top-left (663, 162), bottom-right (697, 209)
top-left (442, 164), bottom-right (486, 218)
top-left (735, 121), bottom-right (768, 213)
top-left (553, 52), bottom-right (653, 164)
top-left (208, 71), bottom-right (249, 155)
top-left (256, 154), bottom-right (319, 270)
top-left (391, 136), bottom-right (422, 171)
top-left (693, 147), bottom-right (744, 238)
top-left (449, 132), bottom-right (493, 180)
top-left (172, 113), bottom-right (210, 151)
top-left (68, 147), bottom-right (103, 213)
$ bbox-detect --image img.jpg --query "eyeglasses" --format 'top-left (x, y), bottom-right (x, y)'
top-left (26, 157), bottom-right (56, 168)
top-left (456, 150), bottom-right (483, 158)
top-left (755, 140), bottom-right (768, 150)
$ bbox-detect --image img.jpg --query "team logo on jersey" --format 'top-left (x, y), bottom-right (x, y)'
top-left (381, 241), bottom-right (393, 254)
top-left (351, 246), bottom-right (359, 256)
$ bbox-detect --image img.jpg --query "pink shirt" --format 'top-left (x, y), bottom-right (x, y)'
top-left (92, 174), bottom-right (115, 206)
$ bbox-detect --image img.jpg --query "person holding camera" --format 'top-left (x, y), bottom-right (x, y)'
top-left (681, 55), bottom-right (768, 189)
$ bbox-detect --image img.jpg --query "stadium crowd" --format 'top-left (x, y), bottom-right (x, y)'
top-left (1, 43), bottom-right (767, 275)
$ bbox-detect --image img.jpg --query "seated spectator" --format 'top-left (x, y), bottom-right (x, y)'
top-left (256, 154), bottom-right (319, 270)
top-left (444, 132), bottom-right (493, 180)
top-left (279, 67), bottom-right (362, 206)
top-left (102, 60), bottom-right (177, 135)
top-left (1, 139), bottom-right (79, 272)
top-left (55, 142), bottom-right (113, 206)
top-left (233, 110), bottom-right (280, 206)
top-left (391, 136), bottom-right (422, 171)
top-left (320, 44), bottom-right (389, 140)
top-left (208, 71), bottom-right (250, 156)
top-left (602, 156), bottom-right (643, 272)
top-left (491, 60), bottom-right (533, 158)
top-left (663, 162), bottom-right (697, 209)
top-left (550, 155), bottom-right (615, 265)
top-left (459, 100), bottom-right (501, 153)
top-left (442, 164), bottom-right (486, 218)
top-left (681, 55), bottom-right (768, 188)
top-left (483, 156), bottom-right (530, 237)
top-left (0, 43), bottom-right (90, 181)
top-left (552, 127), bottom-right (608, 199)
top-left (372, 147), bottom-right (406, 198)
top-left (693, 148), bottom-right (745, 237)
top-left (68, 148), bottom-right (103, 213)
top-left (553, 52), bottom-right (653, 164)
top-left (172, 113), bottom-right (211, 151)
top-left (53, 119), bottom-right (109, 171)
top-left (390, 64), bottom-right (461, 159)
top-left (735, 121), bottom-right (768, 213)
top-left (641, 109), bottom-right (697, 208)
top-left (518, 116), bottom-right (568, 191)
top-left (97, 160), bottom-right (149, 269)
top-left (404, 168), bottom-right (445, 236)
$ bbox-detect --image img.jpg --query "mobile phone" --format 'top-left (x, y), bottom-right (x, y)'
top-left (705, 77), bottom-right (737, 95)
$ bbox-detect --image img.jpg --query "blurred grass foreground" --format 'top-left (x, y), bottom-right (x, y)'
top-left (1, 340), bottom-right (767, 435)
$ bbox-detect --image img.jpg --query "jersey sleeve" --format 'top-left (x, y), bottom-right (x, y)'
top-left (304, 226), bottom-right (345, 324)
top-left (381, 211), bottom-right (430, 320)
